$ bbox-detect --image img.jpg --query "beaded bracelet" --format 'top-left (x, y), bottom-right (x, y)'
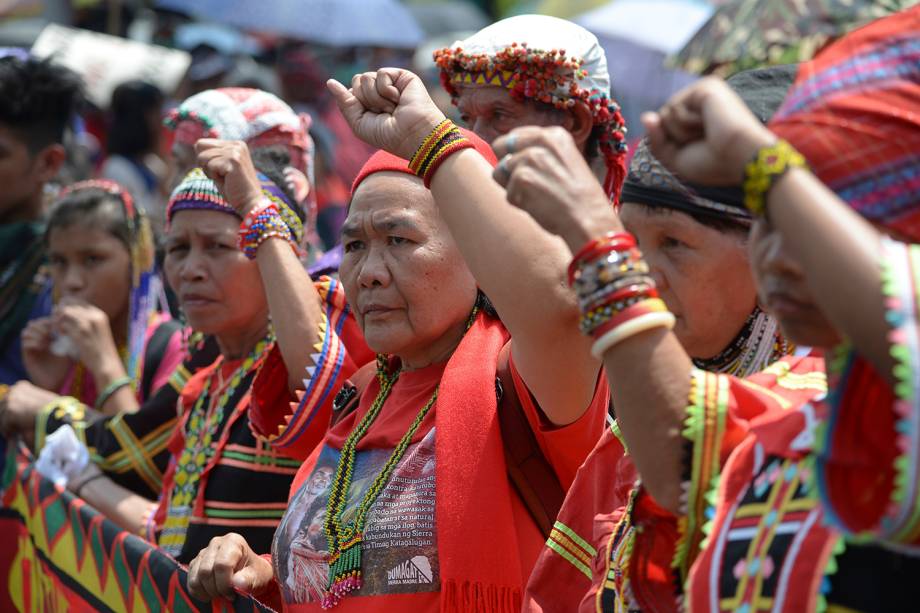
top-left (567, 232), bottom-right (636, 286)
top-left (239, 201), bottom-right (297, 260)
top-left (94, 376), bottom-right (133, 411)
top-left (742, 139), bottom-right (807, 217)
top-left (409, 120), bottom-right (474, 188)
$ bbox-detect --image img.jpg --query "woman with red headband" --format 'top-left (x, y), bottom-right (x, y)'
top-left (185, 82), bottom-right (609, 610)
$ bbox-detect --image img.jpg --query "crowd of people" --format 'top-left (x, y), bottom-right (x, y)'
top-left (0, 6), bottom-right (919, 612)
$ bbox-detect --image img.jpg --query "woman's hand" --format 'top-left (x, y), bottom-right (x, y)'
top-left (195, 139), bottom-right (263, 217)
top-left (642, 76), bottom-right (775, 186)
top-left (21, 317), bottom-right (72, 391)
top-left (492, 126), bottom-right (622, 252)
top-left (187, 533), bottom-right (275, 601)
top-left (0, 380), bottom-right (59, 438)
top-left (327, 68), bottom-right (446, 160)
top-left (53, 299), bottom-right (123, 380)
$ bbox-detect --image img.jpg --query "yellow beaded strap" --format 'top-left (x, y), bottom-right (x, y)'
top-left (742, 139), bottom-right (807, 217)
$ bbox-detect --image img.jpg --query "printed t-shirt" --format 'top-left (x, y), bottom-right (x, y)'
top-left (270, 346), bottom-right (608, 612)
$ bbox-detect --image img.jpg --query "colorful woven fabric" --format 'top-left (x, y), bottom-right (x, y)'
top-left (433, 15), bottom-right (628, 201)
top-left (769, 5), bottom-right (920, 240)
top-left (166, 87), bottom-right (313, 176)
top-left (0, 441), bottom-right (274, 613)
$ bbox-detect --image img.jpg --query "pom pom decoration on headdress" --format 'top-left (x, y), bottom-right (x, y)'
top-left (433, 15), bottom-right (628, 202)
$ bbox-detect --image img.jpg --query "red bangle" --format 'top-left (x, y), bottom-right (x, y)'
top-left (585, 284), bottom-right (658, 312)
top-left (567, 233), bottom-right (637, 286)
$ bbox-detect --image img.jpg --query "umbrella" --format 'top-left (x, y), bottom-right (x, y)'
top-left (671, 0), bottom-right (919, 76)
top-left (155, 0), bottom-right (425, 48)
top-left (406, 1), bottom-right (491, 37)
top-left (575, 0), bottom-right (711, 137)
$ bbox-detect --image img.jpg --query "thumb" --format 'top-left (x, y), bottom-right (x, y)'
top-left (327, 79), bottom-right (364, 125)
top-left (231, 562), bottom-right (271, 595)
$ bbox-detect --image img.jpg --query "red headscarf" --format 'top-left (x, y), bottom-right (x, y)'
top-left (350, 126), bottom-right (499, 196)
top-left (769, 6), bottom-right (920, 240)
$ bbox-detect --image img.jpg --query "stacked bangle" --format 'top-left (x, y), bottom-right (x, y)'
top-left (568, 232), bottom-right (675, 356)
top-left (94, 376), bottom-right (133, 411)
top-left (742, 139), bottom-right (807, 217)
top-left (239, 200), bottom-right (298, 260)
top-left (409, 119), bottom-right (475, 188)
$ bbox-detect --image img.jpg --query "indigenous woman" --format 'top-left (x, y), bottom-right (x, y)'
top-left (186, 75), bottom-right (610, 610)
top-left (501, 6), bottom-right (920, 611)
top-left (522, 66), bottom-right (817, 613)
top-left (21, 180), bottom-right (182, 415)
top-left (2, 167), bottom-right (330, 564)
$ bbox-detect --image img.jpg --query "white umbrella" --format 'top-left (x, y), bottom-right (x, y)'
top-left (574, 0), bottom-right (712, 138)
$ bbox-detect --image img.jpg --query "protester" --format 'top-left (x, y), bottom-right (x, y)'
top-left (19, 180), bottom-right (182, 416)
top-left (100, 81), bottom-right (169, 232)
top-left (0, 56), bottom-right (83, 385)
top-left (495, 6), bottom-right (920, 610)
top-left (523, 64), bottom-right (822, 612)
top-left (185, 93), bottom-right (608, 610)
top-left (433, 14), bottom-right (628, 201)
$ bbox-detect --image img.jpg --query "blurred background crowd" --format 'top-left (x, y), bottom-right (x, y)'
top-left (2, 0), bottom-right (913, 255)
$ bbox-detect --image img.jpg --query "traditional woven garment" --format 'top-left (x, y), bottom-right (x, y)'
top-left (433, 15), bottom-right (628, 202)
top-left (680, 8), bottom-right (920, 613)
top-left (523, 66), bottom-right (797, 613)
top-left (0, 220), bottom-right (47, 384)
top-left (768, 5), bottom-right (920, 546)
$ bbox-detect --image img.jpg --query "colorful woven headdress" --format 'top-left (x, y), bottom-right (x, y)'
top-left (433, 15), bottom-right (627, 202)
top-left (167, 168), bottom-right (304, 247)
top-left (769, 6), bottom-right (920, 240)
top-left (56, 180), bottom-right (160, 388)
top-left (165, 87), bottom-right (314, 178)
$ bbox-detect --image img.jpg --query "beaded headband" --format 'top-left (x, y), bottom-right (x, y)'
top-left (166, 168), bottom-right (239, 224)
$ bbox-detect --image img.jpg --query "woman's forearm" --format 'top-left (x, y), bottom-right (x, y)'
top-left (429, 149), bottom-right (600, 424)
top-left (77, 475), bottom-right (157, 535)
top-left (766, 167), bottom-right (891, 381)
top-left (255, 239), bottom-right (326, 390)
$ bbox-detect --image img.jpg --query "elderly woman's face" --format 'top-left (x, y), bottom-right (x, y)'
top-left (620, 203), bottom-right (759, 360)
top-left (163, 209), bottom-right (268, 337)
top-left (340, 172), bottom-right (477, 360)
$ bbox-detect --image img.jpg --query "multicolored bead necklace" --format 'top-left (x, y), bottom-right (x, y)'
top-left (321, 304), bottom-right (481, 608)
top-left (692, 306), bottom-right (794, 377)
top-left (159, 330), bottom-right (274, 557)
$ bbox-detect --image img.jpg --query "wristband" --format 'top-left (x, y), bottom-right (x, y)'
top-left (94, 376), bottom-right (133, 411)
top-left (742, 139), bottom-right (807, 217)
top-left (239, 201), bottom-right (298, 260)
top-left (409, 120), bottom-right (475, 188)
top-left (591, 311), bottom-right (676, 359)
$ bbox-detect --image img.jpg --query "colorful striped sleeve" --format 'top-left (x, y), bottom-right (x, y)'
top-left (816, 238), bottom-right (920, 547)
top-left (249, 277), bottom-right (364, 460)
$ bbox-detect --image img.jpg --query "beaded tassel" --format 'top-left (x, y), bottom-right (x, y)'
top-left (322, 535), bottom-right (364, 608)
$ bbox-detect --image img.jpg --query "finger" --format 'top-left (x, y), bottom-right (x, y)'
top-left (187, 557), bottom-right (206, 601)
top-left (193, 138), bottom-right (227, 155)
top-left (492, 154), bottom-right (513, 188)
top-left (375, 69), bottom-right (401, 105)
top-left (195, 542), bottom-right (222, 600)
top-left (357, 73), bottom-right (395, 114)
top-left (327, 79), bottom-right (364, 127)
top-left (213, 540), bottom-right (245, 599)
top-left (492, 126), bottom-right (555, 158)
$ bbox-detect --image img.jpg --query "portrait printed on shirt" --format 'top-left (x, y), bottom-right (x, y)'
top-left (273, 428), bottom-right (439, 603)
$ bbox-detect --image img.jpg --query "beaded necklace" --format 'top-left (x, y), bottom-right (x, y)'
top-left (159, 331), bottom-right (274, 558)
top-left (321, 305), bottom-right (480, 608)
top-left (692, 306), bottom-right (794, 378)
